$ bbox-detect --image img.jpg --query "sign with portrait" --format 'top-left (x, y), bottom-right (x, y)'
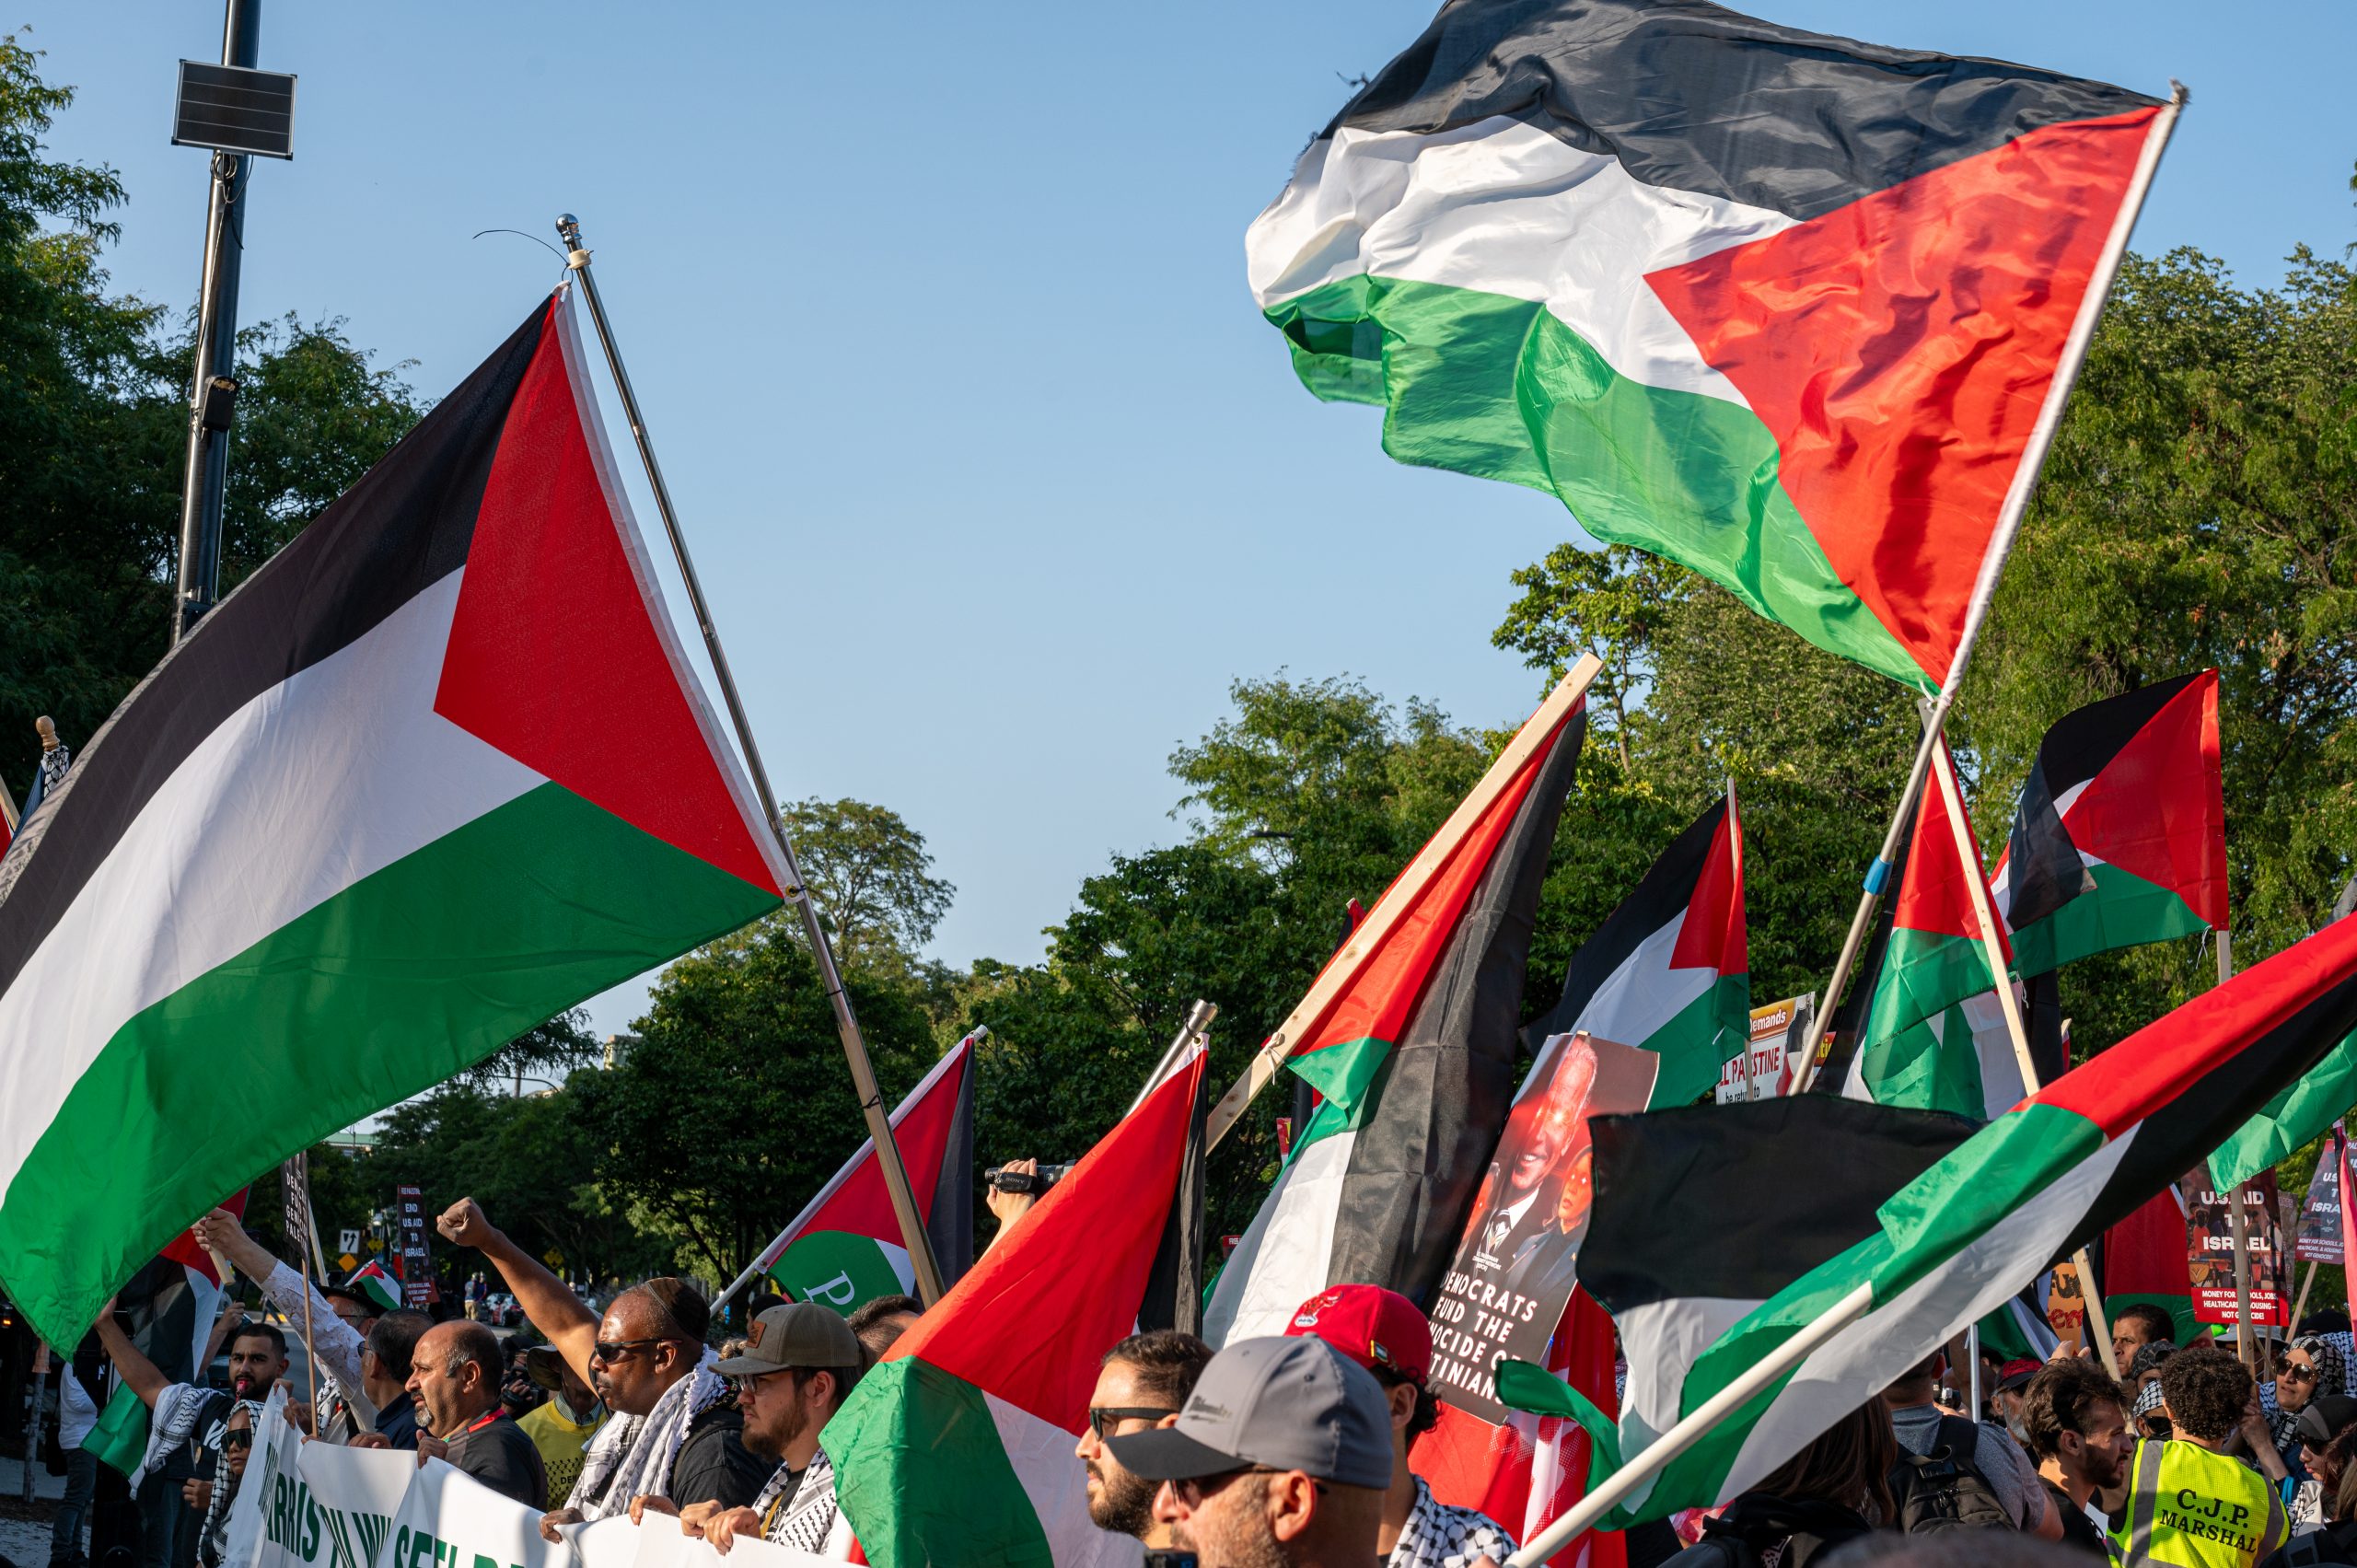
top-left (1425, 1030), bottom-right (1657, 1423)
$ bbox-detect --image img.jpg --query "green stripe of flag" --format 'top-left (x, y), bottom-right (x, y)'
top-left (827, 1355), bottom-right (1051, 1566)
top-left (2013, 861), bottom-right (2212, 978)
top-left (2210, 1028), bottom-right (2357, 1191)
top-left (1264, 273), bottom-right (1920, 686)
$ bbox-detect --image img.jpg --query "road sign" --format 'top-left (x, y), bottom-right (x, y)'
top-left (337, 1253), bottom-right (358, 1272)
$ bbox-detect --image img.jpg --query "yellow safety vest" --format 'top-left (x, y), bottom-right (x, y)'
top-left (2109, 1439), bottom-right (2288, 1568)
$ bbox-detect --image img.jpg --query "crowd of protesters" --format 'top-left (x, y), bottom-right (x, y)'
top-left (29, 1177), bottom-right (2357, 1568)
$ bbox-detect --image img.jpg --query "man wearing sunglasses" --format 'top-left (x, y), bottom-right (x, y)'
top-left (1109, 1335), bottom-right (1390, 1568)
top-left (1076, 1330), bottom-right (1213, 1550)
top-left (435, 1198), bottom-right (767, 1541)
top-left (645, 1303), bottom-right (866, 1554)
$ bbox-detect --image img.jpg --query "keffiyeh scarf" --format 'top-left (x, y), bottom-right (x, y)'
top-left (130, 1382), bottom-right (216, 1491)
top-left (568, 1349), bottom-right (728, 1520)
top-left (753, 1447), bottom-right (846, 1555)
top-left (197, 1399), bottom-right (265, 1567)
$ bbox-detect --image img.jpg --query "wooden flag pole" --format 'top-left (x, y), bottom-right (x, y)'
top-left (557, 215), bottom-right (945, 1307)
top-left (2291, 1259), bottom-right (2317, 1330)
top-left (1926, 727), bottom-right (2120, 1378)
top-left (1203, 655), bottom-right (1601, 1152)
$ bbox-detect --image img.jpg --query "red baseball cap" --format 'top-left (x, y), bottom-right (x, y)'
top-left (1286, 1284), bottom-right (1432, 1385)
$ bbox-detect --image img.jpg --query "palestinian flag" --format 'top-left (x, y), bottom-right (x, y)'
top-left (2102, 1186), bottom-right (2197, 1345)
top-left (344, 1260), bottom-right (404, 1316)
top-left (0, 292), bottom-right (786, 1350)
top-left (1523, 794), bottom-right (1747, 1109)
top-left (825, 1037), bottom-right (1206, 1568)
top-left (1202, 698), bottom-right (1585, 1344)
top-left (763, 1032), bottom-right (978, 1311)
top-left (1580, 904), bottom-right (2357, 1527)
top-left (1250, 0), bottom-right (2171, 690)
top-left (1993, 670), bottom-right (2227, 977)
top-left (1847, 754), bottom-right (2011, 1107)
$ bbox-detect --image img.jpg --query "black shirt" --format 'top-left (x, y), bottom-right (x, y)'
top-left (2041, 1478), bottom-right (2110, 1558)
top-left (668, 1403), bottom-right (771, 1511)
top-left (377, 1390), bottom-right (421, 1451)
top-left (447, 1411), bottom-right (549, 1511)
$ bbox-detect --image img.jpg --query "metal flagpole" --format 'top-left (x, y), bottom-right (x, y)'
top-left (1132, 1001), bottom-right (1218, 1117)
top-left (554, 215), bottom-right (946, 1306)
top-left (1790, 84), bottom-right (2186, 1093)
top-left (1924, 728), bottom-right (2120, 1377)
top-left (171, 0), bottom-right (262, 645)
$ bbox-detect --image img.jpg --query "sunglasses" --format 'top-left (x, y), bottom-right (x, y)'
top-left (1174, 1466), bottom-right (1327, 1508)
top-left (2283, 1365), bottom-right (2319, 1384)
top-left (591, 1337), bottom-right (668, 1364)
top-left (222, 1430), bottom-right (254, 1451)
top-left (728, 1371), bottom-right (790, 1397)
top-left (1088, 1406), bottom-right (1177, 1442)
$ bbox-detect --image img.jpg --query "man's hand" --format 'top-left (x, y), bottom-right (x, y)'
top-left (192, 1208), bottom-right (266, 1278)
top-left (181, 1478), bottom-right (213, 1512)
top-left (416, 1433), bottom-right (449, 1465)
top-left (539, 1507), bottom-right (584, 1544)
top-left (700, 1506), bottom-right (761, 1553)
top-left (436, 1198), bottom-right (503, 1251)
top-left (284, 1401), bottom-right (313, 1436)
top-left (346, 1431), bottom-right (390, 1450)
top-left (679, 1500), bottom-right (725, 1538)
top-left (631, 1495), bottom-right (679, 1526)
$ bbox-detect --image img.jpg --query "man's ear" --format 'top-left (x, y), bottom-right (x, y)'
top-left (1387, 1380), bottom-right (1418, 1431)
top-left (1268, 1469), bottom-right (1320, 1543)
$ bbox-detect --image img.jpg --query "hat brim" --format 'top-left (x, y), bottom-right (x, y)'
top-left (710, 1354), bottom-right (786, 1378)
top-left (1103, 1424), bottom-right (1253, 1482)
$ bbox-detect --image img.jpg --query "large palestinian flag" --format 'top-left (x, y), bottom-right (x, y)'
top-left (1523, 794), bottom-right (1746, 1109)
top-left (1846, 752), bottom-right (2012, 1110)
top-left (85, 1196), bottom-right (247, 1476)
top-left (1204, 697), bottom-right (1585, 1345)
top-left (1992, 670), bottom-right (2226, 977)
top-left (826, 1037), bottom-right (1206, 1568)
top-left (1579, 904), bottom-right (2357, 1528)
top-left (763, 1032), bottom-right (978, 1310)
top-left (0, 293), bottom-right (786, 1350)
top-left (1844, 989), bottom-right (2031, 1124)
top-left (1250, 0), bottom-right (2172, 689)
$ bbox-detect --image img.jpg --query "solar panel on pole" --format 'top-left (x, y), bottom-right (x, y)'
top-left (171, 60), bottom-right (296, 160)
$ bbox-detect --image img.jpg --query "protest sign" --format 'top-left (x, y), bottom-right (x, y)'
top-left (381, 1458), bottom-right (567, 1568)
top-left (628, 1520), bottom-right (845, 1568)
top-left (2295, 1124), bottom-right (2345, 1265)
top-left (2188, 1174), bottom-right (2289, 1327)
top-left (2043, 1257), bottom-right (2088, 1355)
top-left (219, 1388), bottom-right (413, 1568)
top-left (394, 1186), bottom-right (434, 1307)
top-left (1425, 1030), bottom-right (1656, 1420)
top-left (1715, 995), bottom-right (1814, 1103)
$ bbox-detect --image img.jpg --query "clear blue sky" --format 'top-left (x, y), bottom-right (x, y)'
top-left (20, 1), bottom-right (2355, 1040)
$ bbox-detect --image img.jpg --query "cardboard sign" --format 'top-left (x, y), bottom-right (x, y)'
top-left (2296, 1126), bottom-right (2345, 1265)
top-left (394, 1185), bottom-right (435, 1307)
top-left (1715, 995), bottom-right (1815, 1103)
top-left (2188, 1175), bottom-right (2289, 1327)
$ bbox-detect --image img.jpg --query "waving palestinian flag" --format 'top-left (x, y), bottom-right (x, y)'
top-left (1251, 0), bottom-right (2171, 689)
top-left (1523, 794), bottom-right (1746, 1109)
top-left (0, 293), bottom-right (786, 1350)
top-left (826, 1038), bottom-right (1206, 1568)
top-left (1583, 907), bottom-right (2357, 1527)
top-left (343, 1260), bottom-right (403, 1316)
top-left (1992, 670), bottom-right (2226, 977)
top-left (763, 1032), bottom-right (978, 1310)
top-left (1846, 753), bottom-right (2010, 1108)
top-left (1204, 698), bottom-right (1586, 1345)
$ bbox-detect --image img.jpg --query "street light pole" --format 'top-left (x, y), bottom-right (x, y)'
top-left (170, 0), bottom-right (261, 645)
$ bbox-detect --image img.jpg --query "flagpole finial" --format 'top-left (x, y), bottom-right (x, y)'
top-left (34, 716), bottom-right (57, 752)
top-left (555, 214), bottom-right (589, 271)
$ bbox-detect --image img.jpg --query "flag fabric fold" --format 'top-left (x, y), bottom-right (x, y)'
top-left (1587, 908), bottom-right (2357, 1526)
top-left (824, 1039), bottom-right (1208, 1568)
top-left (1992, 670), bottom-right (2227, 976)
top-left (1523, 794), bottom-right (1747, 1109)
top-left (1203, 702), bottom-right (1587, 1344)
top-left (0, 291), bottom-right (787, 1350)
top-left (1248, 0), bottom-right (2168, 688)
top-left (2209, 1027), bottom-right (2357, 1192)
top-left (764, 1032), bottom-right (979, 1311)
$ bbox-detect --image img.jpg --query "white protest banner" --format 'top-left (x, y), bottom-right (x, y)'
top-left (220, 1388), bottom-right (294, 1568)
top-left (378, 1458), bottom-right (556, 1568)
top-left (626, 1516), bottom-right (843, 1568)
top-left (222, 1397), bottom-right (413, 1568)
top-left (568, 1518), bottom-right (644, 1568)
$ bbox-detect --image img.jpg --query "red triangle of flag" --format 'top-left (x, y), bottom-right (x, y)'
top-left (883, 1044), bottom-right (1205, 1433)
top-left (1668, 792), bottom-right (1746, 978)
top-left (1895, 753), bottom-right (2010, 958)
top-left (2062, 669), bottom-right (2226, 927)
top-left (434, 298), bottom-right (782, 897)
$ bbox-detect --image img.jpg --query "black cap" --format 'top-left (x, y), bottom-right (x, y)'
top-left (2296, 1395), bottom-right (2357, 1447)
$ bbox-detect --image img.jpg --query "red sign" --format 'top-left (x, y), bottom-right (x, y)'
top-left (2188, 1175), bottom-right (2289, 1328)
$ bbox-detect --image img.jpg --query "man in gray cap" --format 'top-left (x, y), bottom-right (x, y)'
top-left (640, 1303), bottom-right (866, 1556)
top-left (1108, 1335), bottom-right (1390, 1568)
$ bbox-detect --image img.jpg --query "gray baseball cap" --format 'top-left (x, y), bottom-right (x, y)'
top-left (712, 1303), bottom-right (861, 1376)
top-left (1104, 1335), bottom-right (1392, 1490)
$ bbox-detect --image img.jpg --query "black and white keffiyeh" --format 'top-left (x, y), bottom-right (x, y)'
top-left (1390, 1475), bottom-right (1517, 1568)
top-left (197, 1399), bottom-right (265, 1566)
top-left (566, 1348), bottom-right (728, 1520)
top-left (129, 1381), bottom-right (218, 1491)
top-left (753, 1447), bottom-right (846, 1555)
